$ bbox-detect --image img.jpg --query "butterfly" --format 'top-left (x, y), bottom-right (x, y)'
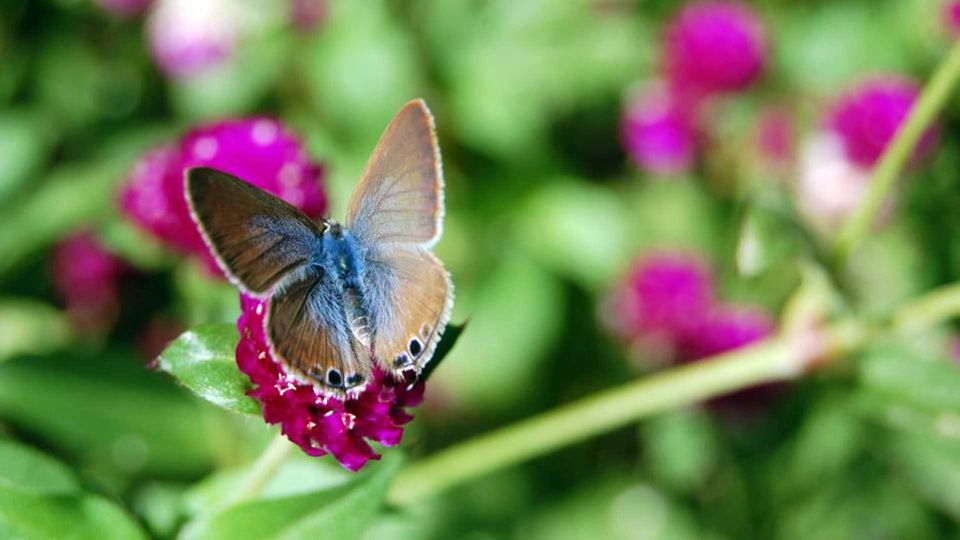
top-left (186, 99), bottom-right (454, 397)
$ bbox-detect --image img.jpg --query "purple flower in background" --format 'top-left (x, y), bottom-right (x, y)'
top-left (119, 118), bottom-right (327, 275)
top-left (606, 251), bottom-right (715, 352)
top-left (944, 1), bottom-right (960, 35)
top-left (95, 0), bottom-right (152, 17)
top-left (147, 0), bottom-right (242, 79)
top-left (754, 106), bottom-right (793, 170)
top-left (678, 304), bottom-right (774, 361)
top-left (828, 76), bottom-right (938, 168)
top-left (290, 0), bottom-right (327, 32)
top-left (52, 232), bottom-right (128, 335)
top-left (236, 295), bottom-right (424, 471)
top-left (663, 1), bottom-right (766, 98)
top-left (622, 84), bottom-right (698, 175)
top-left (794, 132), bottom-right (875, 235)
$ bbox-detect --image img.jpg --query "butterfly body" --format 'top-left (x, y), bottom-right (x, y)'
top-left (187, 99), bottom-right (453, 397)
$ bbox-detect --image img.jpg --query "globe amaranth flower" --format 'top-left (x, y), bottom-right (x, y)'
top-left (944, 1), bottom-right (960, 35)
top-left (237, 295), bottom-right (424, 471)
top-left (605, 251), bottom-right (715, 360)
top-left (754, 105), bottom-right (793, 171)
top-left (119, 118), bottom-right (327, 275)
top-left (663, 1), bottom-right (766, 98)
top-left (52, 232), bottom-right (129, 335)
top-left (828, 76), bottom-right (939, 168)
top-left (96, 0), bottom-right (151, 17)
top-left (290, 0), bottom-right (326, 32)
top-left (147, 0), bottom-right (249, 79)
top-left (676, 304), bottom-right (774, 361)
top-left (621, 83), bottom-right (699, 175)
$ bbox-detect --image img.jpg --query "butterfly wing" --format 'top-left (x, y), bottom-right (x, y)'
top-left (267, 265), bottom-right (369, 394)
top-left (359, 246), bottom-right (453, 375)
top-left (345, 99), bottom-right (443, 247)
top-left (186, 167), bottom-right (324, 296)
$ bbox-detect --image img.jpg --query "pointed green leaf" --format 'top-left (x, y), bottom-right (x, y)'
top-left (0, 485), bottom-right (148, 540)
top-left (0, 440), bottom-right (78, 495)
top-left (182, 454), bottom-right (402, 540)
top-left (158, 324), bottom-right (259, 416)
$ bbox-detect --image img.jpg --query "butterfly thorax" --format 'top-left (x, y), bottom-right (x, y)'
top-left (318, 221), bottom-right (372, 347)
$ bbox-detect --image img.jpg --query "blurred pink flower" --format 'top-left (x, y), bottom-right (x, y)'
top-left (754, 106), bottom-right (793, 169)
top-left (96, 0), bottom-right (151, 17)
top-left (663, 1), bottom-right (766, 99)
top-left (828, 76), bottom-right (938, 168)
top-left (146, 0), bottom-right (243, 79)
top-left (52, 232), bottom-right (128, 335)
top-left (237, 295), bottom-right (424, 471)
top-left (290, 0), bottom-right (326, 32)
top-left (794, 132), bottom-right (890, 235)
top-left (119, 118), bottom-right (327, 274)
top-left (677, 304), bottom-right (774, 361)
top-left (621, 83), bottom-right (698, 175)
top-left (944, 1), bottom-right (960, 35)
top-left (606, 251), bottom-right (715, 352)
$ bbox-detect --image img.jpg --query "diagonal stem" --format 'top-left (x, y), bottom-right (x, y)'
top-left (835, 40), bottom-right (960, 261)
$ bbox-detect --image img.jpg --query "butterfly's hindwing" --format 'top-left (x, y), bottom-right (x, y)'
top-left (267, 265), bottom-right (369, 394)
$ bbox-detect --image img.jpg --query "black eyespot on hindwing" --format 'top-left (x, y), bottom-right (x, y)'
top-left (326, 368), bottom-right (343, 388)
top-left (394, 353), bottom-right (410, 368)
top-left (409, 338), bottom-right (423, 357)
top-left (346, 373), bottom-right (364, 387)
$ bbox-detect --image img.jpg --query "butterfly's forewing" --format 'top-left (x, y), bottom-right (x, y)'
top-left (345, 99), bottom-right (443, 247)
top-left (186, 167), bottom-right (324, 296)
top-left (268, 266), bottom-right (369, 394)
top-left (361, 247), bottom-right (453, 374)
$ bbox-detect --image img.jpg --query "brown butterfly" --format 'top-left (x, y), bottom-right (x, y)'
top-left (186, 100), bottom-right (453, 396)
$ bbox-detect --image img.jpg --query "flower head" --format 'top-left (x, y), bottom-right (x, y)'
top-left (677, 304), bottom-right (774, 361)
top-left (621, 83), bottom-right (698, 175)
top-left (828, 76), bottom-right (938, 168)
top-left (290, 0), bottom-right (327, 32)
top-left (663, 1), bottom-right (766, 98)
top-left (147, 0), bottom-right (245, 79)
top-left (52, 232), bottom-right (128, 334)
top-left (237, 295), bottom-right (424, 471)
top-left (96, 0), bottom-right (152, 17)
top-left (119, 118), bottom-right (327, 274)
top-left (944, 1), bottom-right (960, 35)
top-left (606, 251), bottom-right (715, 350)
top-left (754, 105), bottom-right (793, 170)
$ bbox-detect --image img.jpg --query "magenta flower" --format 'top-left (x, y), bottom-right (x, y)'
top-left (236, 295), bottom-right (424, 471)
top-left (52, 232), bottom-right (128, 335)
top-left (754, 106), bottom-right (793, 169)
top-left (944, 1), bottom-right (960, 35)
top-left (146, 0), bottom-right (242, 79)
top-left (95, 0), bottom-right (151, 17)
top-left (621, 84), bottom-right (699, 175)
top-left (606, 251), bottom-right (715, 350)
top-left (828, 76), bottom-right (938, 168)
top-left (677, 304), bottom-right (774, 361)
top-left (290, 0), bottom-right (326, 32)
top-left (663, 1), bottom-right (766, 98)
top-left (119, 118), bottom-right (327, 275)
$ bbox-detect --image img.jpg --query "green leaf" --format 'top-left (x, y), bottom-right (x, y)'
top-left (0, 299), bottom-right (71, 364)
top-left (181, 454), bottom-right (401, 540)
top-left (0, 350), bottom-right (217, 477)
top-left (0, 439), bottom-right (78, 495)
top-left (420, 322), bottom-right (466, 383)
top-left (0, 484), bottom-right (148, 540)
top-left (159, 324), bottom-right (259, 416)
top-left (858, 346), bottom-right (960, 414)
top-left (884, 432), bottom-right (960, 522)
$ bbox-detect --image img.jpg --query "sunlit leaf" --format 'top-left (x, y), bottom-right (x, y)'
top-left (0, 439), bottom-right (78, 495)
top-left (159, 323), bottom-right (259, 416)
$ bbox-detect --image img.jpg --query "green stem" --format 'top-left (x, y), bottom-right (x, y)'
top-left (835, 40), bottom-right (960, 260)
top-left (386, 281), bottom-right (960, 505)
top-left (220, 432), bottom-right (293, 508)
top-left (389, 338), bottom-right (801, 505)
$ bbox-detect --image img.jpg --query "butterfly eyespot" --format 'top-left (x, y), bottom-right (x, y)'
top-left (326, 368), bottom-right (343, 388)
top-left (346, 373), bottom-right (364, 387)
top-left (408, 338), bottom-right (423, 357)
top-left (394, 353), bottom-right (410, 368)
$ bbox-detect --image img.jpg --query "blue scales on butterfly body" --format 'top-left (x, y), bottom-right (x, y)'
top-left (186, 99), bottom-right (453, 397)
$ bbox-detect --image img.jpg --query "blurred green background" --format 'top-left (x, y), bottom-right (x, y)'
top-left (5, 0), bottom-right (960, 538)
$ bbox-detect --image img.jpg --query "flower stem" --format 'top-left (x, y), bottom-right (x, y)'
top-left (387, 281), bottom-right (960, 505)
top-left (835, 40), bottom-right (960, 261)
top-left (220, 432), bottom-right (293, 508)
top-left (389, 338), bottom-right (804, 505)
